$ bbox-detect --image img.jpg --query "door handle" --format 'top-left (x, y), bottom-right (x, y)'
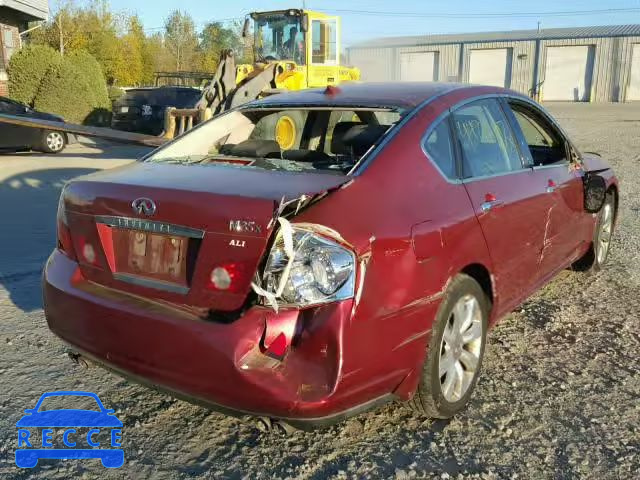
top-left (481, 199), bottom-right (503, 212)
top-left (546, 179), bottom-right (557, 193)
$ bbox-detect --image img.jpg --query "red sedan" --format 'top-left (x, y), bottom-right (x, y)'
top-left (44, 83), bottom-right (618, 430)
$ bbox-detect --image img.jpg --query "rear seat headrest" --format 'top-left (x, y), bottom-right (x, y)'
top-left (331, 122), bottom-right (389, 157)
top-left (223, 139), bottom-right (281, 158)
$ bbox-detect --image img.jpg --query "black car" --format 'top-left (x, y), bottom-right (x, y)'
top-left (111, 86), bottom-right (202, 135)
top-left (0, 97), bottom-right (71, 153)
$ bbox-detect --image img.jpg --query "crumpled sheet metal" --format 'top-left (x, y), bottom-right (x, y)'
top-left (251, 217), bottom-right (295, 313)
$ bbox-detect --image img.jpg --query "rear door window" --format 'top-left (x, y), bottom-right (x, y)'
top-left (452, 99), bottom-right (523, 178)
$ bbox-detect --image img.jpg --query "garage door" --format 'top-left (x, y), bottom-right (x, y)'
top-left (468, 49), bottom-right (512, 88)
top-left (543, 46), bottom-right (594, 101)
top-left (399, 52), bottom-right (438, 81)
top-left (626, 44), bottom-right (640, 101)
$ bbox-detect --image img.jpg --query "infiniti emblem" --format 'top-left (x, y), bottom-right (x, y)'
top-left (131, 198), bottom-right (156, 216)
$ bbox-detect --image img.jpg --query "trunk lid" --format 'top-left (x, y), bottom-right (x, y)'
top-left (62, 162), bottom-right (347, 311)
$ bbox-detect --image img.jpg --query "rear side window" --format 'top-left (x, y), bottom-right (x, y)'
top-left (0, 99), bottom-right (24, 114)
top-left (423, 119), bottom-right (456, 179)
top-left (452, 99), bottom-right (522, 178)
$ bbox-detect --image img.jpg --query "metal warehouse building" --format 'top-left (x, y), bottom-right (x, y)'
top-left (346, 24), bottom-right (640, 102)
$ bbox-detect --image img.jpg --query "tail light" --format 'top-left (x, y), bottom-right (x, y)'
top-left (56, 191), bottom-right (77, 261)
top-left (207, 263), bottom-right (250, 293)
top-left (256, 224), bottom-right (356, 308)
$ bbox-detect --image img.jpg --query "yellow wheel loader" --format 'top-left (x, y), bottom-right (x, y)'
top-left (164, 9), bottom-right (361, 141)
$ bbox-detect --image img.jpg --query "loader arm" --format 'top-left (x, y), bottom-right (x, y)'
top-left (195, 50), bottom-right (279, 114)
top-left (163, 50), bottom-right (280, 139)
top-left (195, 49), bottom-right (238, 114)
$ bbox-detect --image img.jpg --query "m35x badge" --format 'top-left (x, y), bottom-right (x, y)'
top-left (229, 220), bottom-right (262, 234)
top-left (229, 220), bottom-right (262, 248)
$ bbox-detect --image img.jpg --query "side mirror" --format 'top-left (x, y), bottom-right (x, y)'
top-left (583, 173), bottom-right (607, 213)
top-left (24, 409), bottom-right (35, 414)
top-left (301, 14), bottom-right (309, 33)
top-left (242, 17), bottom-right (250, 38)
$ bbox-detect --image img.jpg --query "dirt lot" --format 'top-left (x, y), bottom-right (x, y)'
top-left (0, 105), bottom-right (638, 480)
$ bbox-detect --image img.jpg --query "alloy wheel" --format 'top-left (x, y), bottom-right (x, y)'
top-left (46, 132), bottom-right (65, 152)
top-left (597, 202), bottom-right (613, 265)
top-left (438, 294), bottom-right (484, 403)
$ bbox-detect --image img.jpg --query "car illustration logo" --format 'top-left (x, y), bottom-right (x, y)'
top-left (15, 391), bottom-right (124, 469)
top-left (132, 197), bottom-right (156, 216)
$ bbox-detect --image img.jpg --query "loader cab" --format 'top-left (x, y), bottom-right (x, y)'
top-left (252, 10), bottom-right (306, 65)
top-left (250, 9), bottom-right (344, 88)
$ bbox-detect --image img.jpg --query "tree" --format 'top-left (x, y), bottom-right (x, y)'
top-left (197, 21), bottom-right (243, 71)
top-left (164, 10), bottom-right (198, 71)
top-left (76, 0), bottom-right (124, 84)
top-left (114, 15), bottom-right (144, 86)
top-left (141, 32), bottom-right (166, 85)
top-left (21, 3), bottom-right (253, 90)
top-left (30, 0), bottom-right (86, 55)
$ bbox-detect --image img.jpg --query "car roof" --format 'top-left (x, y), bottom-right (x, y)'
top-left (248, 82), bottom-right (508, 110)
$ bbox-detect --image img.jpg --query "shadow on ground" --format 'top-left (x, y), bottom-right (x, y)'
top-left (0, 168), bottom-right (98, 311)
top-left (0, 141), bottom-right (152, 161)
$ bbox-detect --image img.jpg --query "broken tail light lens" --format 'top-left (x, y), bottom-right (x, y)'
top-left (258, 225), bottom-right (355, 307)
top-left (208, 263), bottom-right (249, 293)
top-left (56, 190), bottom-right (77, 261)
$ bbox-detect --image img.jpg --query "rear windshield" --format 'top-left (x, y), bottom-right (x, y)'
top-left (146, 107), bottom-right (403, 174)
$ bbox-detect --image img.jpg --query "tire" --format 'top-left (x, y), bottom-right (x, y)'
top-left (409, 274), bottom-right (490, 419)
top-left (40, 130), bottom-right (67, 153)
top-left (252, 111), bottom-right (305, 151)
top-left (572, 191), bottom-right (616, 274)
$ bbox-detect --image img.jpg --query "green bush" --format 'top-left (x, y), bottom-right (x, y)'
top-left (68, 50), bottom-right (110, 110)
top-left (108, 85), bottom-right (125, 102)
top-left (32, 49), bottom-right (111, 125)
top-left (8, 45), bottom-right (62, 106)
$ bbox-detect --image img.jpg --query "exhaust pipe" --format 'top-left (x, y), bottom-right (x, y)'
top-left (255, 416), bottom-right (272, 433)
top-left (253, 417), bottom-right (297, 436)
top-left (273, 420), bottom-right (297, 436)
top-left (67, 351), bottom-right (91, 369)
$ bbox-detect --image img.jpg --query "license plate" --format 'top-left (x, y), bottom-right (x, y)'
top-left (128, 231), bottom-right (185, 277)
top-left (112, 229), bottom-right (188, 284)
top-left (120, 106), bottom-right (129, 113)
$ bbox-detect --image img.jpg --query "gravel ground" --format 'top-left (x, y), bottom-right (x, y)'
top-left (0, 105), bottom-right (638, 479)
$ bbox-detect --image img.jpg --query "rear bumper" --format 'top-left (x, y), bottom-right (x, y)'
top-left (43, 250), bottom-right (381, 426)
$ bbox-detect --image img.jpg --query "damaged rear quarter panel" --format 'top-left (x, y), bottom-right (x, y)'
top-left (289, 93), bottom-right (494, 402)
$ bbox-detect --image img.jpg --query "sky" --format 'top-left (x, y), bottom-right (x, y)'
top-left (106, 0), bottom-right (640, 46)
